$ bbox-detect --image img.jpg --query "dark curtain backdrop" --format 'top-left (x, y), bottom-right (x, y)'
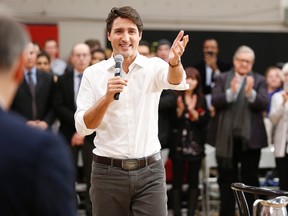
top-left (108, 30), bottom-right (288, 74)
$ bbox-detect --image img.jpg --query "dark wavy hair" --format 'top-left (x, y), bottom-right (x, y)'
top-left (181, 67), bottom-right (205, 108)
top-left (106, 6), bottom-right (143, 34)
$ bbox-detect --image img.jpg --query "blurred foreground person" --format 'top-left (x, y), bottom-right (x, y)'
top-left (0, 11), bottom-right (77, 216)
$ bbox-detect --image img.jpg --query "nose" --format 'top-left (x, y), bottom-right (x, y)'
top-left (121, 32), bottom-right (129, 42)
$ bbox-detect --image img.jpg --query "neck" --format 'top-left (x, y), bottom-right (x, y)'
top-left (267, 86), bottom-right (277, 93)
top-left (0, 79), bottom-right (15, 111)
top-left (122, 55), bottom-right (137, 73)
top-left (185, 89), bottom-right (194, 95)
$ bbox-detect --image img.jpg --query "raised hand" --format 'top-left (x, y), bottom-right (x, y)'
top-left (168, 30), bottom-right (189, 66)
top-left (245, 76), bottom-right (254, 97)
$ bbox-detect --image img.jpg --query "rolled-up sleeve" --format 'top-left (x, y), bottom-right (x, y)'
top-left (74, 68), bottom-right (97, 137)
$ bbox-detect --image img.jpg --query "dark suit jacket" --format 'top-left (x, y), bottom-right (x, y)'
top-left (158, 90), bottom-right (177, 149)
top-left (11, 70), bottom-right (55, 125)
top-left (0, 108), bottom-right (76, 216)
top-left (54, 70), bottom-right (77, 143)
top-left (211, 70), bottom-right (268, 149)
top-left (194, 60), bottom-right (232, 95)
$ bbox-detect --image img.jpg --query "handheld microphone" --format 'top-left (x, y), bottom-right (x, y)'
top-left (114, 54), bottom-right (124, 100)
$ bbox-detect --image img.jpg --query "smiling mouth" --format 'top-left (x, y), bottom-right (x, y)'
top-left (120, 44), bottom-right (131, 49)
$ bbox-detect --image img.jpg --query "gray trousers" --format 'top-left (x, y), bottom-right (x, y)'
top-left (90, 159), bottom-right (168, 216)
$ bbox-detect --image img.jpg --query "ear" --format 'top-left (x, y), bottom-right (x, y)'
top-left (12, 54), bottom-right (25, 84)
top-left (107, 32), bottom-right (111, 42)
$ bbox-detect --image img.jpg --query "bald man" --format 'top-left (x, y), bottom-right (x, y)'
top-left (54, 43), bottom-right (92, 215)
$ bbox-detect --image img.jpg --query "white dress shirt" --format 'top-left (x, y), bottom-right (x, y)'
top-left (75, 54), bottom-right (186, 159)
top-left (51, 58), bottom-right (67, 76)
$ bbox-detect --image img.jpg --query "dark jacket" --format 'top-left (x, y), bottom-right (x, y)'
top-left (211, 70), bottom-right (268, 150)
top-left (0, 108), bottom-right (76, 216)
top-left (194, 60), bottom-right (232, 95)
top-left (11, 70), bottom-right (55, 125)
top-left (54, 69), bottom-right (77, 143)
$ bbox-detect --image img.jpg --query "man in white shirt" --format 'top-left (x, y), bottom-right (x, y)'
top-left (75, 6), bottom-right (189, 216)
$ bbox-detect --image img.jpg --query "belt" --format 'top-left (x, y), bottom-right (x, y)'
top-left (93, 152), bottom-right (161, 171)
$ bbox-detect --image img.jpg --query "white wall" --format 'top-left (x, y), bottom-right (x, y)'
top-left (1, 0), bottom-right (288, 59)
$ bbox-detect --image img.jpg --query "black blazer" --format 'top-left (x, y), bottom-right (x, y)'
top-left (54, 70), bottom-right (77, 143)
top-left (11, 70), bottom-right (55, 125)
top-left (194, 60), bottom-right (232, 95)
top-left (0, 108), bottom-right (76, 216)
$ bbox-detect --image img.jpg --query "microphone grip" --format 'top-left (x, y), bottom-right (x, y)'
top-left (114, 71), bottom-right (121, 100)
top-left (114, 92), bottom-right (120, 100)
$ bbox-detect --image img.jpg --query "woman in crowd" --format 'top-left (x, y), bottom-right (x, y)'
top-left (171, 67), bottom-right (209, 216)
top-left (265, 66), bottom-right (283, 115)
top-left (264, 66), bottom-right (283, 145)
top-left (91, 48), bottom-right (107, 65)
top-left (269, 63), bottom-right (288, 191)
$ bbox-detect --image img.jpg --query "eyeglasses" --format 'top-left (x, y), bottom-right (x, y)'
top-left (235, 57), bottom-right (253, 64)
top-left (74, 53), bottom-right (90, 58)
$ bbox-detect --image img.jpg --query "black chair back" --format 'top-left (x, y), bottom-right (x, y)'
top-left (231, 182), bottom-right (288, 216)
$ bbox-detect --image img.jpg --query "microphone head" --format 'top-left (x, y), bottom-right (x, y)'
top-left (114, 54), bottom-right (124, 63)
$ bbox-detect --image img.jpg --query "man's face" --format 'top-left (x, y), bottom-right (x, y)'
top-left (233, 52), bottom-right (254, 76)
top-left (203, 39), bottom-right (219, 57)
top-left (36, 56), bottom-right (50, 73)
top-left (44, 40), bottom-right (58, 58)
top-left (91, 51), bottom-right (106, 65)
top-left (138, 45), bottom-right (150, 57)
top-left (107, 17), bottom-right (142, 59)
top-left (156, 44), bottom-right (170, 62)
top-left (71, 44), bottom-right (91, 73)
top-left (24, 43), bottom-right (37, 70)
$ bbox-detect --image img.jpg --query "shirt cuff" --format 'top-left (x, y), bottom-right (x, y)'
top-left (75, 110), bottom-right (95, 137)
top-left (247, 89), bottom-right (257, 103)
top-left (226, 89), bottom-right (237, 102)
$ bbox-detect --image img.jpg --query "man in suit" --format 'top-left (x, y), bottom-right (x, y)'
top-left (0, 11), bottom-right (76, 216)
top-left (194, 38), bottom-right (231, 109)
top-left (11, 42), bottom-right (55, 130)
top-left (211, 45), bottom-right (268, 216)
top-left (54, 43), bottom-right (92, 215)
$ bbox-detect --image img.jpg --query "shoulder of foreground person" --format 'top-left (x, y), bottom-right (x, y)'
top-left (0, 111), bottom-right (77, 216)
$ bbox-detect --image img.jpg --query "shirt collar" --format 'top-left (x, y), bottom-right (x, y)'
top-left (24, 66), bottom-right (37, 76)
top-left (106, 53), bottom-right (146, 72)
top-left (73, 69), bottom-right (82, 77)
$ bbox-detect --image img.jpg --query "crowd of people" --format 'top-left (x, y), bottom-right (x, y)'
top-left (1, 4), bottom-right (288, 216)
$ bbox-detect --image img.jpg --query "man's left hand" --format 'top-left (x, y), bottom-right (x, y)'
top-left (168, 30), bottom-right (189, 66)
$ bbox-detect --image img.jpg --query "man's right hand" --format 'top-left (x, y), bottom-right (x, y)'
top-left (106, 76), bottom-right (128, 102)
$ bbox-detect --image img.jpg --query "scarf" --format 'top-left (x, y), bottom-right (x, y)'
top-left (215, 71), bottom-right (251, 168)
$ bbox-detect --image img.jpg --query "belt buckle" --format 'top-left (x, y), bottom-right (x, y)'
top-left (121, 159), bottom-right (140, 171)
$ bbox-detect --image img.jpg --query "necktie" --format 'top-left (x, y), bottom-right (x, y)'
top-left (27, 72), bottom-right (37, 120)
top-left (77, 74), bottom-right (83, 93)
top-left (75, 74), bottom-right (83, 104)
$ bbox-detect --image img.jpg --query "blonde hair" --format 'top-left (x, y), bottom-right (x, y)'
top-left (282, 63), bottom-right (288, 75)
